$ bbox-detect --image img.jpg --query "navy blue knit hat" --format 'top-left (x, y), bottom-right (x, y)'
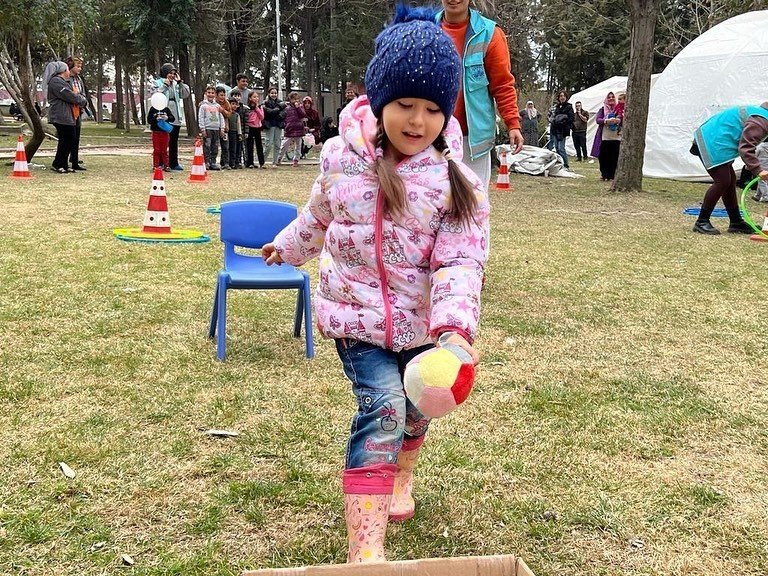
top-left (365, 4), bottom-right (460, 124)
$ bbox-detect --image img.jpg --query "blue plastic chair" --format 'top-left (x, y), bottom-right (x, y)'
top-left (208, 199), bottom-right (314, 360)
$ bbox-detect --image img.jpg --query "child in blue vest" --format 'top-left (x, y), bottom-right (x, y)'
top-left (690, 104), bottom-right (768, 235)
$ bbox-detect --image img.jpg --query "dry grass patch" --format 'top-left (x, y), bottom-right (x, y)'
top-left (1, 155), bottom-right (767, 575)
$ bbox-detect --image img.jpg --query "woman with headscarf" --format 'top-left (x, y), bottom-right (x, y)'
top-left (46, 61), bottom-right (88, 174)
top-left (520, 100), bottom-right (539, 147)
top-left (690, 103), bottom-right (768, 235)
top-left (591, 91), bottom-right (622, 181)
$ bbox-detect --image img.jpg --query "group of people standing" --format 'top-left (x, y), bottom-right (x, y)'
top-left (149, 69), bottom-right (332, 172)
top-left (521, 90), bottom-right (624, 180)
top-left (43, 57), bottom-right (89, 174)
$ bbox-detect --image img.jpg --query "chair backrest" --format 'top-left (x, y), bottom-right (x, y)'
top-left (219, 199), bottom-right (298, 249)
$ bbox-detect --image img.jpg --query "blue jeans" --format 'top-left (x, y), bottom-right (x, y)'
top-left (553, 133), bottom-right (569, 168)
top-left (335, 339), bottom-right (433, 469)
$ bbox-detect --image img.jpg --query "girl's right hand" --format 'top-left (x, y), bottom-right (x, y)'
top-left (262, 243), bottom-right (283, 265)
top-left (760, 170), bottom-right (768, 181)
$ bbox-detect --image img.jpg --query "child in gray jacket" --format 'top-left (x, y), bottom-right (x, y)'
top-left (198, 85), bottom-right (225, 170)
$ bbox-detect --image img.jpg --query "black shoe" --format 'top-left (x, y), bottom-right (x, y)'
top-left (71, 165), bottom-right (87, 171)
top-left (727, 219), bottom-right (754, 234)
top-left (692, 220), bottom-right (721, 235)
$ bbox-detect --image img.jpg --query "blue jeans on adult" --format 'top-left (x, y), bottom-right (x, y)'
top-left (265, 126), bottom-right (283, 165)
top-left (335, 339), bottom-right (433, 469)
top-left (553, 133), bottom-right (569, 169)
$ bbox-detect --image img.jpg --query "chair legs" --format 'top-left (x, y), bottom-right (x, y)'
top-left (208, 284), bottom-right (219, 339)
top-left (208, 274), bottom-right (313, 360)
top-left (216, 276), bottom-right (228, 361)
top-left (303, 275), bottom-right (314, 358)
top-left (293, 288), bottom-right (304, 338)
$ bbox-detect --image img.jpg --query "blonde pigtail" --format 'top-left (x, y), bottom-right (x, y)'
top-left (373, 121), bottom-right (406, 217)
top-left (433, 134), bottom-right (477, 228)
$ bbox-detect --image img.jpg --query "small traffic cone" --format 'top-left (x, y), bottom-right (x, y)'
top-left (187, 138), bottom-right (209, 183)
top-left (495, 149), bottom-right (509, 190)
top-left (10, 135), bottom-right (33, 179)
top-left (142, 168), bottom-right (172, 233)
top-left (750, 209), bottom-right (768, 242)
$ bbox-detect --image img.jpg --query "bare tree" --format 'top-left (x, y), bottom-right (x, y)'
top-left (612, 0), bottom-right (663, 192)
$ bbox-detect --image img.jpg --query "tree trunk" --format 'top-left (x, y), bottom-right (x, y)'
top-left (180, 44), bottom-right (198, 137)
top-left (303, 14), bottom-right (317, 101)
top-left (139, 62), bottom-right (146, 124)
top-left (226, 7), bottom-right (251, 84)
top-left (613, 0), bottom-right (662, 192)
top-left (114, 53), bottom-right (125, 129)
top-left (124, 68), bottom-right (132, 132)
top-left (126, 70), bottom-right (140, 126)
top-left (286, 41), bottom-right (293, 92)
top-left (262, 43), bottom-right (273, 95)
top-left (0, 34), bottom-right (47, 160)
top-left (96, 53), bottom-right (104, 123)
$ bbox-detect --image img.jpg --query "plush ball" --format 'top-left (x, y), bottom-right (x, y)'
top-left (403, 343), bottom-right (475, 419)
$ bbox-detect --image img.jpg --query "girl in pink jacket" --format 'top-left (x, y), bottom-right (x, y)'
top-left (263, 5), bottom-right (489, 563)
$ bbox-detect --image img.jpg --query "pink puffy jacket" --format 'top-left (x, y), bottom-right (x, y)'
top-left (273, 96), bottom-right (489, 351)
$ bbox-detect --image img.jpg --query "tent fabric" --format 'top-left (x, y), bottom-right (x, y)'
top-left (643, 10), bottom-right (768, 182)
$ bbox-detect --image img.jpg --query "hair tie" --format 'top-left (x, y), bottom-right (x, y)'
top-left (374, 147), bottom-right (384, 159)
top-left (442, 148), bottom-right (453, 162)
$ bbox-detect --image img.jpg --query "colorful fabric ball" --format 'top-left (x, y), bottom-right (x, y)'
top-left (403, 343), bottom-right (475, 419)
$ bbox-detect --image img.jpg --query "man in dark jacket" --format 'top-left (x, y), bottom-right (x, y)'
top-left (551, 90), bottom-right (574, 169)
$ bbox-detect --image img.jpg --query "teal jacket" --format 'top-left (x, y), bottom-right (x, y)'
top-left (154, 79), bottom-right (190, 127)
top-left (694, 105), bottom-right (768, 169)
top-left (436, 9), bottom-right (497, 161)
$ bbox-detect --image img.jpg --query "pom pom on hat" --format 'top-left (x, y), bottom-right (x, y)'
top-left (364, 3), bottom-right (461, 123)
top-left (403, 342), bottom-right (476, 419)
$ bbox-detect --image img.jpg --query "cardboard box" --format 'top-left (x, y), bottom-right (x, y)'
top-left (242, 554), bottom-right (536, 576)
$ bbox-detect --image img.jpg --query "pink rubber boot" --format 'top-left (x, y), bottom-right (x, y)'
top-left (343, 464), bottom-right (396, 563)
top-left (389, 436), bottom-right (424, 522)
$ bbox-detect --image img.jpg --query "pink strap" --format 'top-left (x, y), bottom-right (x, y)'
top-left (343, 463), bottom-right (397, 494)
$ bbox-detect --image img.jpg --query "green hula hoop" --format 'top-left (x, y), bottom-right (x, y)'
top-left (739, 177), bottom-right (768, 239)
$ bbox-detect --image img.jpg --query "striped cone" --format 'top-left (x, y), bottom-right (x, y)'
top-left (187, 138), bottom-right (208, 183)
top-left (142, 168), bottom-right (172, 233)
top-left (495, 149), bottom-right (509, 190)
top-left (750, 209), bottom-right (768, 242)
top-left (10, 135), bottom-right (33, 179)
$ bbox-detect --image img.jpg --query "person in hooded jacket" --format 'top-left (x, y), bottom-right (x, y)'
top-left (262, 6), bottom-right (487, 563)
top-left (550, 90), bottom-right (574, 169)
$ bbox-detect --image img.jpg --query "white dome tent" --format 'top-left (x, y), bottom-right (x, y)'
top-left (643, 10), bottom-right (768, 181)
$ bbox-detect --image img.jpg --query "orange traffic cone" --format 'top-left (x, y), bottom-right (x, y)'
top-left (495, 149), bottom-right (509, 190)
top-left (187, 138), bottom-right (209, 183)
top-left (750, 208), bottom-right (768, 242)
top-left (10, 135), bottom-right (33, 179)
top-left (142, 168), bottom-right (172, 233)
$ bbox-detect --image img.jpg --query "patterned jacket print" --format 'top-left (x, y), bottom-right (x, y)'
top-left (272, 96), bottom-right (490, 351)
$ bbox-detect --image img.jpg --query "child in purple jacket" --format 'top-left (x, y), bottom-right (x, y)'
top-left (276, 92), bottom-right (306, 167)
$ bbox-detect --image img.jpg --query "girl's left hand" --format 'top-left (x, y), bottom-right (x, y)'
top-left (439, 332), bottom-right (480, 365)
top-left (262, 243), bottom-right (284, 265)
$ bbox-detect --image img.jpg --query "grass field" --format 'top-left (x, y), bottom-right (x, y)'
top-left (1, 153), bottom-right (767, 576)
top-left (0, 122), bottom-right (185, 152)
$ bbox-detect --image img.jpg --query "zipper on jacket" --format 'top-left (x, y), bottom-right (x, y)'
top-left (374, 187), bottom-right (393, 349)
